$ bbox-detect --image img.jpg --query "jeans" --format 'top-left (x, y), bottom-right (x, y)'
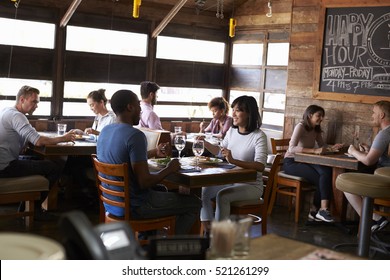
top-left (283, 157), bottom-right (332, 209)
top-left (134, 190), bottom-right (201, 235)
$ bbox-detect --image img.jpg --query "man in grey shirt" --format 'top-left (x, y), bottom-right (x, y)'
top-left (0, 85), bottom-right (75, 212)
top-left (346, 100), bottom-right (390, 232)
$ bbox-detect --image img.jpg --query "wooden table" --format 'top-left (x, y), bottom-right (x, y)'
top-left (31, 140), bottom-right (96, 156)
top-left (294, 152), bottom-right (359, 221)
top-left (30, 132), bottom-right (96, 156)
top-left (149, 158), bottom-right (257, 234)
top-left (245, 234), bottom-right (361, 259)
top-left (164, 166), bottom-right (257, 189)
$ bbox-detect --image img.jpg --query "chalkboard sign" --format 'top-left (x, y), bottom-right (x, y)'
top-left (319, 6), bottom-right (390, 97)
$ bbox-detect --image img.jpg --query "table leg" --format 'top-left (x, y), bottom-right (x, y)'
top-left (332, 167), bottom-right (347, 222)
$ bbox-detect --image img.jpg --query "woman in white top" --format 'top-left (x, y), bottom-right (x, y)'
top-left (71, 89), bottom-right (116, 136)
top-left (84, 89), bottom-right (116, 135)
top-left (200, 95), bottom-right (268, 235)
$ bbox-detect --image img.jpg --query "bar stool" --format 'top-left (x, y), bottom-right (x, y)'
top-left (335, 172), bottom-right (390, 258)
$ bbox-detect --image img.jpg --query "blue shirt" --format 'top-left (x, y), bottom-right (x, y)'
top-left (97, 123), bottom-right (148, 217)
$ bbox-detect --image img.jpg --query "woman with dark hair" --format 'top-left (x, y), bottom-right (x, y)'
top-left (200, 97), bottom-right (233, 139)
top-left (84, 89), bottom-right (116, 135)
top-left (283, 105), bottom-right (343, 223)
top-left (71, 89), bottom-right (116, 136)
top-left (200, 95), bottom-right (268, 235)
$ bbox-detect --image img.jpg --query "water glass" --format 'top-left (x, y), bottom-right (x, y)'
top-left (192, 139), bottom-right (204, 170)
top-left (230, 215), bottom-right (252, 257)
top-left (174, 135), bottom-right (186, 158)
top-left (57, 123), bottom-right (67, 136)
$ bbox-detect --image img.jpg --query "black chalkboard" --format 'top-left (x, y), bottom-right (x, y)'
top-left (320, 6), bottom-right (390, 96)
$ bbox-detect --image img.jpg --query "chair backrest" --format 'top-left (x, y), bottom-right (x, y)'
top-left (270, 138), bottom-right (290, 155)
top-left (91, 154), bottom-right (131, 222)
top-left (262, 154), bottom-right (282, 205)
top-left (137, 127), bottom-right (161, 151)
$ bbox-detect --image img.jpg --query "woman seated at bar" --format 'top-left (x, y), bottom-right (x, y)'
top-left (283, 105), bottom-right (343, 223)
top-left (200, 97), bottom-right (233, 139)
top-left (200, 95), bottom-right (268, 236)
top-left (71, 89), bottom-right (116, 136)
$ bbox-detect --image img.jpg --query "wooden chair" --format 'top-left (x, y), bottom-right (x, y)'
top-left (268, 138), bottom-right (315, 223)
top-left (0, 175), bottom-right (49, 227)
top-left (230, 154), bottom-right (282, 236)
top-left (91, 154), bottom-right (176, 245)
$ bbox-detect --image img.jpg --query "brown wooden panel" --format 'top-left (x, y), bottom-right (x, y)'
top-left (230, 67), bottom-right (262, 91)
top-left (65, 52), bottom-right (147, 83)
top-left (0, 46), bottom-right (53, 79)
top-left (155, 59), bottom-right (225, 88)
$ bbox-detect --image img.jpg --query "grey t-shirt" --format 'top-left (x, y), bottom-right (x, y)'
top-left (0, 107), bottom-right (40, 170)
top-left (371, 125), bottom-right (390, 167)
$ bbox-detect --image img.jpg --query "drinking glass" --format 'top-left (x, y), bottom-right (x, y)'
top-left (192, 139), bottom-right (204, 170)
top-left (174, 135), bottom-right (186, 158)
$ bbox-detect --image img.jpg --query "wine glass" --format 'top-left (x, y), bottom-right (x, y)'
top-left (192, 139), bottom-right (204, 170)
top-left (174, 135), bottom-right (186, 158)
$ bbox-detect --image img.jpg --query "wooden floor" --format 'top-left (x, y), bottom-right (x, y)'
top-left (1, 182), bottom-right (389, 260)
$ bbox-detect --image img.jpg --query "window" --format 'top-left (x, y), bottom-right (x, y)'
top-left (156, 36), bottom-right (225, 63)
top-left (66, 26), bottom-right (148, 57)
top-left (229, 34), bottom-right (289, 130)
top-left (0, 78), bottom-right (52, 116)
top-left (0, 17), bottom-right (55, 49)
top-left (0, 16), bottom-right (55, 117)
top-left (232, 44), bottom-right (263, 66)
top-left (62, 81), bottom-right (140, 116)
top-left (156, 87), bottom-right (223, 119)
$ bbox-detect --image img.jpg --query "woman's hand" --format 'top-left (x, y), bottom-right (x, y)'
top-left (331, 143), bottom-right (344, 151)
top-left (221, 147), bottom-right (233, 163)
top-left (156, 142), bottom-right (169, 157)
top-left (314, 147), bottom-right (327, 155)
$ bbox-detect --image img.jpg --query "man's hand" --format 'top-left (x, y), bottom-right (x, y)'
top-left (166, 158), bottom-right (180, 172)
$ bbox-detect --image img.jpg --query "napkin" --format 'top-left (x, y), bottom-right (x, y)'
top-left (218, 163), bottom-right (236, 169)
top-left (179, 167), bottom-right (201, 173)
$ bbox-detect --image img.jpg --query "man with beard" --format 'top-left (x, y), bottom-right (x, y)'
top-left (138, 81), bottom-right (163, 130)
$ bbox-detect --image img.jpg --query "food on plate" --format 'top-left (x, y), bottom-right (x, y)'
top-left (156, 157), bottom-right (171, 166)
top-left (197, 156), bottom-right (223, 164)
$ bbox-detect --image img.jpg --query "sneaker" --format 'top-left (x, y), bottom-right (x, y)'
top-left (315, 209), bottom-right (334, 223)
top-left (308, 211), bottom-right (321, 221)
top-left (371, 217), bottom-right (389, 232)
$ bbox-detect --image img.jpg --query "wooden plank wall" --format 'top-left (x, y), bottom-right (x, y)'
top-left (235, 0), bottom-right (390, 145)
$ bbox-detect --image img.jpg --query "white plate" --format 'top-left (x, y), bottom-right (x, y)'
top-left (0, 233), bottom-right (65, 260)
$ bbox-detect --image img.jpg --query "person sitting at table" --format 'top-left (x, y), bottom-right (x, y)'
top-left (200, 96), bottom-right (233, 139)
top-left (137, 81), bottom-right (163, 130)
top-left (0, 85), bottom-right (75, 214)
top-left (200, 95), bottom-right (268, 236)
top-left (71, 89), bottom-right (116, 136)
top-left (283, 105), bottom-right (343, 223)
top-left (97, 89), bottom-right (201, 235)
top-left (344, 100), bottom-right (390, 232)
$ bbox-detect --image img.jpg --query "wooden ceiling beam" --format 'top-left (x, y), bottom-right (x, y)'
top-left (151, 0), bottom-right (188, 38)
